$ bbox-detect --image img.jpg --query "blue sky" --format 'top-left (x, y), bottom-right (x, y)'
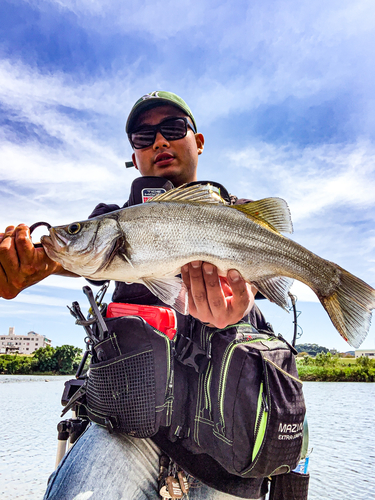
top-left (1, 0), bottom-right (375, 351)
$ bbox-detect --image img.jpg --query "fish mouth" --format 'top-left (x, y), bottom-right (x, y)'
top-left (53, 229), bottom-right (71, 247)
top-left (40, 234), bottom-right (59, 262)
top-left (41, 228), bottom-right (69, 250)
top-left (40, 234), bottom-right (52, 249)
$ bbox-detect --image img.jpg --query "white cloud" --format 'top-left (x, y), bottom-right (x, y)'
top-left (227, 140), bottom-right (375, 221)
top-left (5, 292), bottom-right (68, 307)
top-left (36, 275), bottom-right (89, 290)
top-left (30, 0), bottom-right (207, 38)
top-left (0, 58), bottom-right (143, 228)
top-left (290, 281), bottom-right (319, 303)
top-left (1, 0), bottom-right (374, 351)
top-left (0, 57), bottom-right (134, 118)
top-left (37, 275), bottom-right (116, 294)
top-left (0, 138), bottom-right (135, 228)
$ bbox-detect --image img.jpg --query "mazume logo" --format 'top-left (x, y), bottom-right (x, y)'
top-left (278, 422), bottom-right (304, 441)
top-left (278, 422), bottom-right (304, 434)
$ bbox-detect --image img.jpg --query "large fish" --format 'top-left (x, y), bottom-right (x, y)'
top-left (41, 184), bottom-right (375, 348)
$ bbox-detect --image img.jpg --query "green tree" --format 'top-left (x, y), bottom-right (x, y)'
top-left (5, 356), bottom-right (21, 374)
top-left (355, 355), bottom-right (373, 368)
top-left (0, 355), bottom-right (35, 374)
top-left (53, 345), bottom-right (82, 374)
top-left (33, 345), bottom-right (58, 372)
top-left (0, 356), bottom-right (7, 372)
top-left (295, 343), bottom-right (329, 356)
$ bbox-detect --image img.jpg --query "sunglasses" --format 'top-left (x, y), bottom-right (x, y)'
top-left (129, 117), bottom-right (196, 149)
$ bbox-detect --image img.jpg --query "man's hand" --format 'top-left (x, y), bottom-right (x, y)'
top-left (0, 224), bottom-right (64, 299)
top-left (181, 261), bottom-right (256, 329)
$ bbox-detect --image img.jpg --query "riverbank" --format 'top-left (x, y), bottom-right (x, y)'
top-left (3, 351), bottom-right (374, 381)
top-left (0, 345), bottom-right (82, 375)
top-left (296, 353), bottom-right (375, 382)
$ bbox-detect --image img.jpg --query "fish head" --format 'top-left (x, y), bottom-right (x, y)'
top-left (41, 215), bottom-right (124, 278)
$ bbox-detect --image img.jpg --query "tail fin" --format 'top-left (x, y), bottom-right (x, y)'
top-left (320, 267), bottom-right (375, 348)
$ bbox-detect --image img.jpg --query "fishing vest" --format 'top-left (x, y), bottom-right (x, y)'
top-left (68, 177), bottom-right (308, 499)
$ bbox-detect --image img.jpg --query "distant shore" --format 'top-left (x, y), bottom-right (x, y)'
top-left (2, 352), bottom-right (374, 382)
top-left (296, 354), bottom-right (375, 382)
top-left (0, 346), bottom-right (82, 375)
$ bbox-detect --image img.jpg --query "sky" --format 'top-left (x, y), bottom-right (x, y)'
top-left (0, 0), bottom-right (375, 352)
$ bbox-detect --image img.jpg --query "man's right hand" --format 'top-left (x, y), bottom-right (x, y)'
top-left (0, 224), bottom-right (63, 299)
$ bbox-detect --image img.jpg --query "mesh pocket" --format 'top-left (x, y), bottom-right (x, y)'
top-left (87, 349), bottom-right (157, 437)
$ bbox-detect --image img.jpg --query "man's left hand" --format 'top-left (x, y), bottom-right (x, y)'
top-left (181, 261), bottom-right (256, 329)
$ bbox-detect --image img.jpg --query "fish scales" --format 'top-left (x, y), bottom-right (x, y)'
top-left (41, 184), bottom-right (375, 348)
top-left (118, 203), bottom-right (286, 281)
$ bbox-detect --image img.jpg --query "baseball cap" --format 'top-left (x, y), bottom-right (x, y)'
top-left (126, 91), bottom-right (197, 134)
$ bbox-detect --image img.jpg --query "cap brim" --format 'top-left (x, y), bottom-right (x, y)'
top-left (126, 99), bottom-right (196, 133)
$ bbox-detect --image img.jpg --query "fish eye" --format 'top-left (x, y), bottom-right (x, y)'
top-left (67, 223), bottom-right (81, 235)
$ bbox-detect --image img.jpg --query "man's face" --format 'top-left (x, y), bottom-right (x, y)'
top-left (131, 104), bottom-right (204, 187)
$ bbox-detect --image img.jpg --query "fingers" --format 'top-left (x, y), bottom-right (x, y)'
top-left (14, 224), bottom-right (39, 264)
top-left (201, 262), bottom-right (228, 320)
top-left (181, 261), bottom-right (215, 323)
top-left (0, 224), bottom-right (58, 299)
top-left (225, 269), bottom-right (254, 319)
top-left (0, 225), bottom-right (35, 272)
top-left (227, 269), bottom-right (252, 309)
top-left (181, 261), bottom-right (255, 329)
top-left (0, 225), bottom-right (14, 244)
top-left (0, 225), bottom-right (19, 271)
top-left (0, 225), bottom-right (16, 242)
top-left (0, 226), bottom-right (20, 298)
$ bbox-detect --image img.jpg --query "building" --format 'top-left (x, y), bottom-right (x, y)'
top-left (355, 349), bottom-right (375, 358)
top-left (0, 327), bottom-right (51, 355)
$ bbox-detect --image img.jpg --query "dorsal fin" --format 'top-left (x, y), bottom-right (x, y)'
top-left (231, 198), bottom-right (293, 234)
top-left (147, 184), bottom-right (228, 205)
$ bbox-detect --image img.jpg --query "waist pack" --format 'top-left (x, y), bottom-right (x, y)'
top-left (84, 315), bottom-right (174, 437)
top-left (69, 304), bottom-right (306, 479)
top-left (170, 323), bottom-right (306, 478)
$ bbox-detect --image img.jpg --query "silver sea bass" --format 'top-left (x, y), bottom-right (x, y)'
top-left (41, 184), bottom-right (375, 348)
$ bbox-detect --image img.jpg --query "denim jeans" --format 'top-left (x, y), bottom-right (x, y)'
top-left (44, 424), bottom-right (265, 500)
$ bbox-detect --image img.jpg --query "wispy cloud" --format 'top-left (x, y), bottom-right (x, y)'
top-left (36, 275), bottom-right (91, 290)
top-left (30, 0), bottom-right (208, 38)
top-left (8, 292), bottom-right (68, 307)
top-left (227, 140), bottom-right (375, 220)
top-left (1, 0), bottom-right (374, 350)
top-left (0, 58), bottom-right (142, 226)
top-left (291, 282), bottom-right (319, 303)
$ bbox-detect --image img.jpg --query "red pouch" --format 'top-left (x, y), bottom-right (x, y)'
top-left (106, 302), bottom-right (177, 340)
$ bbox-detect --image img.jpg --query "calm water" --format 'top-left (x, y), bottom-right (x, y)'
top-left (1, 376), bottom-right (374, 499)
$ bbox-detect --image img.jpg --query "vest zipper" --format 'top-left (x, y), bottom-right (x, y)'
top-left (154, 329), bottom-right (174, 426)
top-left (217, 335), bottom-right (276, 436)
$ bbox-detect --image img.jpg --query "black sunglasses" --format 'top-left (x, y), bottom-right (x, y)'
top-left (129, 117), bottom-right (196, 149)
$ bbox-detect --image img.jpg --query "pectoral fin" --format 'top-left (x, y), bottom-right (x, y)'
top-left (141, 276), bottom-right (189, 315)
top-left (252, 276), bottom-right (294, 310)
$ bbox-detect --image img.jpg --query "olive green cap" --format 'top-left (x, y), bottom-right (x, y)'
top-left (126, 91), bottom-right (197, 134)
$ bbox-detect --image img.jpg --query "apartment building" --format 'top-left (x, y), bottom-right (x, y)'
top-left (355, 349), bottom-right (375, 358)
top-left (0, 327), bottom-right (51, 354)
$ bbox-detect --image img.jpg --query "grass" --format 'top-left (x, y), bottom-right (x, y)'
top-left (296, 354), bottom-right (375, 382)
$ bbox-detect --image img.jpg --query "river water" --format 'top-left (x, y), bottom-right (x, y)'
top-left (1, 376), bottom-right (374, 500)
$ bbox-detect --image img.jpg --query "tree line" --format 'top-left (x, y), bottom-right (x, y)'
top-left (297, 351), bottom-right (375, 382)
top-left (0, 345), bottom-right (82, 375)
top-left (295, 343), bottom-right (330, 356)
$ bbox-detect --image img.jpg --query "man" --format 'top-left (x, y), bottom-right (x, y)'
top-left (0, 91), bottom-right (268, 499)
top-left (0, 93), bottom-right (254, 329)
